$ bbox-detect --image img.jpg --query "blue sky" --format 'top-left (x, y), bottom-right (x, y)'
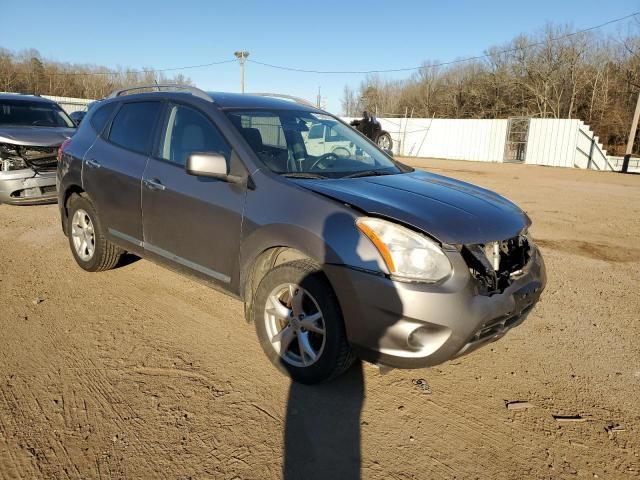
top-left (2, 0), bottom-right (638, 113)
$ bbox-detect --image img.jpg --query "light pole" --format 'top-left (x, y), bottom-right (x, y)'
top-left (622, 88), bottom-right (640, 173)
top-left (234, 51), bottom-right (250, 94)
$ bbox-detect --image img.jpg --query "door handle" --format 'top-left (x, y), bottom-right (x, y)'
top-left (86, 158), bottom-right (101, 169)
top-left (143, 178), bottom-right (166, 191)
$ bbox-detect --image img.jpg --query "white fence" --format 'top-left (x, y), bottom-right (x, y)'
top-left (344, 117), bottom-right (511, 161)
top-left (608, 155), bottom-right (640, 173)
top-left (527, 119), bottom-right (614, 170)
top-left (45, 97), bottom-right (625, 172)
top-left (342, 116), bottom-right (617, 171)
top-left (44, 95), bottom-right (94, 113)
top-left (1, 92), bottom-right (95, 114)
top-left (4, 91), bottom-right (621, 171)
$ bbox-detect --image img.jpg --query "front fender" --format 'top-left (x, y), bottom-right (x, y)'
top-left (238, 171), bottom-right (389, 301)
top-left (239, 218), bottom-right (388, 287)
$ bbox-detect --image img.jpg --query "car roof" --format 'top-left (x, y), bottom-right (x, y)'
top-left (206, 92), bottom-right (320, 111)
top-left (101, 90), bottom-right (322, 112)
top-left (0, 93), bottom-right (58, 104)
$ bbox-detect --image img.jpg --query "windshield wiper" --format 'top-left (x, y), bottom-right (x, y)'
top-left (281, 172), bottom-right (327, 179)
top-left (342, 169), bottom-right (394, 179)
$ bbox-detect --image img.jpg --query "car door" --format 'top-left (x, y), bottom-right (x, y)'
top-left (141, 102), bottom-right (246, 287)
top-left (83, 101), bottom-right (162, 246)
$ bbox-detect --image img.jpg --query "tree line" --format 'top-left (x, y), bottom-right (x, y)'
top-left (342, 22), bottom-right (640, 154)
top-left (0, 48), bottom-right (191, 101)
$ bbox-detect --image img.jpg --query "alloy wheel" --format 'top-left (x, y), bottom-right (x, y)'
top-left (264, 283), bottom-right (326, 367)
top-left (71, 209), bottom-right (96, 261)
top-left (377, 134), bottom-right (391, 150)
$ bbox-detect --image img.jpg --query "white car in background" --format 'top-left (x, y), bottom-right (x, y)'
top-left (302, 123), bottom-right (355, 158)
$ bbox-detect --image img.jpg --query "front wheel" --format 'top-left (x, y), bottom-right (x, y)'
top-left (253, 260), bottom-right (353, 384)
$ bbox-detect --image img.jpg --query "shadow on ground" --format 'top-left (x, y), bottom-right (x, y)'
top-left (283, 362), bottom-right (365, 479)
top-left (281, 211), bottom-right (402, 479)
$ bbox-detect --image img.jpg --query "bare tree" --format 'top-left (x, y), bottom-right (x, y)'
top-left (341, 19), bottom-right (640, 154)
top-left (0, 48), bottom-right (192, 100)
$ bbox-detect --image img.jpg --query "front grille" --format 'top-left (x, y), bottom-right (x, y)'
top-left (471, 304), bottom-right (534, 344)
top-left (25, 156), bottom-right (58, 171)
top-left (461, 234), bottom-right (531, 295)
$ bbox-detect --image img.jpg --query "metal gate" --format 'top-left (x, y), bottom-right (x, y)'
top-left (503, 117), bottom-right (530, 163)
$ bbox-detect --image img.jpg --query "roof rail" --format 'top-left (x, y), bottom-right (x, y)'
top-left (0, 92), bottom-right (42, 98)
top-left (107, 84), bottom-right (212, 102)
top-left (250, 92), bottom-right (316, 108)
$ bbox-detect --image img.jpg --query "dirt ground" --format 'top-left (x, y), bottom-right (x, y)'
top-left (1, 158), bottom-right (639, 479)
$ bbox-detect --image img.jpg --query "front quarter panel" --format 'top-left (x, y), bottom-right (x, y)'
top-left (240, 171), bottom-right (388, 289)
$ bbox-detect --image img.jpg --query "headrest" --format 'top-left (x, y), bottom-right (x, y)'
top-left (242, 127), bottom-right (264, 149)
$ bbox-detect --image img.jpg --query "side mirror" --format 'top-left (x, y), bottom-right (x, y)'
top-left (186, 152), bottom-right (228, 178)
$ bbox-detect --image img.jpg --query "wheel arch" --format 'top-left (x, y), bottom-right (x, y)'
top-left (60, 184), bottom-right (87, 236)
top-left (241, 244), bottom-right (324, 323)
top-left (239, 218), bottom-right (349, 322)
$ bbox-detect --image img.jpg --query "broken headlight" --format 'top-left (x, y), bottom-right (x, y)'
top-left (1, 156), bottom-right (28, 171)
top-left (1, 143), bottom-right (28, 171)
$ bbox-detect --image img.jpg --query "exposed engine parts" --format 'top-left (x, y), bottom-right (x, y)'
top-left (461, 234), bottom-right (532, 295)
top-left (0, 143), bottom-right (59, 173)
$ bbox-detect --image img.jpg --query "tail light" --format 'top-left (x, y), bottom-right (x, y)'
top-left (58, 138), bottom-right (72, 162)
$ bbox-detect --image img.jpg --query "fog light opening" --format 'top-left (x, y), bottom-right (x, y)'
top-left (406, 325), bottom-right (451, 355)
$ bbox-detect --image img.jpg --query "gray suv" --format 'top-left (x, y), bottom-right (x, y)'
top-left (57, 85), bottom-right (546, 384)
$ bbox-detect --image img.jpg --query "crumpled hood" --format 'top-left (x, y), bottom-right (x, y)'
top-left (300, 170), bottom-right (530, 245)
top-left (0, 126), bottom-right (76, 147)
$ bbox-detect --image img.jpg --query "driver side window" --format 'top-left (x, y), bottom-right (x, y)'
top-left (160, 105), bottom-right (230, 166)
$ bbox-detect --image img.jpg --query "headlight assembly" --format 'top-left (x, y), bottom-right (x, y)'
top-left (356, 217), bottom-right (452, 283)
top-left (1, 157), bottom-right (27, 171)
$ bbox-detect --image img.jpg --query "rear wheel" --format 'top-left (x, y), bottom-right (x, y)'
top-left (66, 194), bottom-right (123, 272)
top-left (253, 260), bottom-right (353, 384)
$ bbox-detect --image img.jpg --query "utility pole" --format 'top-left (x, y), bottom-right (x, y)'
top-left (622, 89), bottom-right (640, 173)
top-left (234, 51), bottom-right (250, 93)
top-left (316, 86), bottom-right (321, 108)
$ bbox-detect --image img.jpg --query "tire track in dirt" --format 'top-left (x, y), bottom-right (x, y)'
top-left (1, 162), bottom-right (640, 478)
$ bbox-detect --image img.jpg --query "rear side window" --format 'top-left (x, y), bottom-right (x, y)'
top-left (108, 102), bottom-right (162, 155)
top-left (89, 102), bottom-right (117, 134)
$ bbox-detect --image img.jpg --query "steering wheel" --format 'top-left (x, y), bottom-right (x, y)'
top-left (332, 147), bottom-right (351, 158)
top-left (309, 152), bottom-right (339, 171)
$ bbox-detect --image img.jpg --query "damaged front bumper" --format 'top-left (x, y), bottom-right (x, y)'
top-left (325, 244), bottom-right (546, 369)
top-left (0, 167), bottom-right (57, 205)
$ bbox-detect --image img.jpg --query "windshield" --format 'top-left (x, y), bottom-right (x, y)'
top-left (226, 109), bottom-right (404, 179)
top-left (0, 100), bottom-right (75, 128)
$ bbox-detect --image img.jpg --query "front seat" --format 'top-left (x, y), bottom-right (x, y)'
top-left (242, 128), bottom-right (264, 151)
top-left (242, 127), bottom-right (288, 172)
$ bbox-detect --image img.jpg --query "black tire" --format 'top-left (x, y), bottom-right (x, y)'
top-left (66, 194), bottom-right (123, 272)
top-left (375, 131), bottom-right (393, 151)
top-left (253, 259), bottom-right (353, 384)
